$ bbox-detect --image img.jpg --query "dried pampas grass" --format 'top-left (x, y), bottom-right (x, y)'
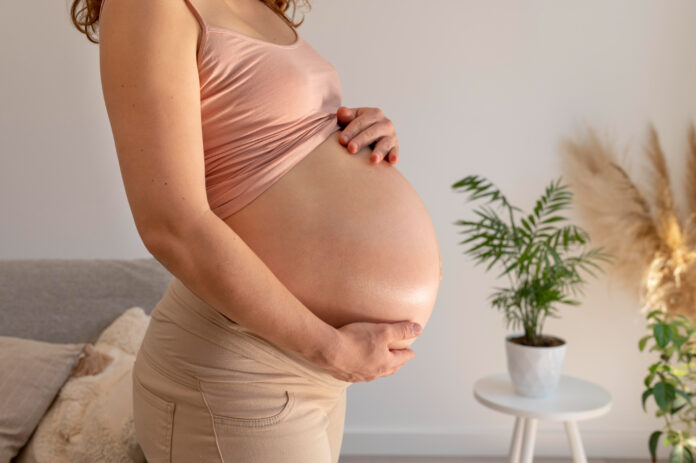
top-left (559, 122), bottom-right (696, 320)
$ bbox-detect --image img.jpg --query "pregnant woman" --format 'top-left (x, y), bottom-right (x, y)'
top-left (78, 0), bottom-right (442, 460)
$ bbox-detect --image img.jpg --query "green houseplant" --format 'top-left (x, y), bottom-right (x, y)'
top-left (451, 175), bottom-right (612, 397)
top-left (640, 309), bottom-right (696, 463)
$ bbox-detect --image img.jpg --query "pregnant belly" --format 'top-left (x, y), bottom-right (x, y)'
top-left (222, 130), bottom-right (442, 349)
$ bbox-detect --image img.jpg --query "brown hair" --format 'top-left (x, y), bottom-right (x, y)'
top-left (70, 0), bottom-right (310, 44)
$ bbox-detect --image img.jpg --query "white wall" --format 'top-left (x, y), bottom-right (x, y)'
top-left (3, 0), bottom-right (696, 459)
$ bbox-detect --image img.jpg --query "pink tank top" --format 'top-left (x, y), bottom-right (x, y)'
top-left (179, 0), bottom-right (342, 219)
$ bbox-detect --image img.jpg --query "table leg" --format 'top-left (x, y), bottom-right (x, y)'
top-left (520, 418), bottom-right (537, 463)
top-left (509, 416), bottom-right (525, 463)
top-left (564, 420), bottom-right (588, 463)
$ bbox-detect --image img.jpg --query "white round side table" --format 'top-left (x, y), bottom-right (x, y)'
top-left (473, 373), bottom-right (612, 463)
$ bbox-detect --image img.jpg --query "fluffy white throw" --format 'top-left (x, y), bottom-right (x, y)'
top-left (17, 307), bottom-right (151, 463)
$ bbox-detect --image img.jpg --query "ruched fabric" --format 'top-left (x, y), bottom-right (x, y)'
top-left (181, 0), bottom-right (343, 220)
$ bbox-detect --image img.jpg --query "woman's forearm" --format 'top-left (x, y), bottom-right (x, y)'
top-left (142, 209), bottom-right (340, 367)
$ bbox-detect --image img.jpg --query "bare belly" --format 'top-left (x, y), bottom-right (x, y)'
top-left (222, 130), bottom-right (442, 349)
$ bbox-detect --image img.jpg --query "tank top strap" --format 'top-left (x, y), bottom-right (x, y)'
top-left (181, 0), bottom-right (208, 31)
top-left (99, 0), bottom-right (108, 18)
top-left (181, 0), bottom-right (209, 62)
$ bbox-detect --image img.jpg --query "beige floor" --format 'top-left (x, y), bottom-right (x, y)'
top-left (339, 458), bottom-right (652, 463)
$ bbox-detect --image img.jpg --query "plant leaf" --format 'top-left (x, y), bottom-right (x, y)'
top-left (654, 322), bottom-right (672, 349)
top-left (639, 335), bottom-right (652, 351)
top-left (670, 444), bottom-right (694, 463)
top-left (649, 430), bottom-right (662, 463)
top-left (653, 382), bottom-right (676, 413)
top-left (642, 388), bottom-right (653, 412)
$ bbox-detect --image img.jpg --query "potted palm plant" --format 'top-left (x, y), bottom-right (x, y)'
top-left (452, 175), bottom-right (612, 397)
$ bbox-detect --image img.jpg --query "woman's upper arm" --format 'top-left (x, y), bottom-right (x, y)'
top-left (99, 0), bottom-right (209, 247)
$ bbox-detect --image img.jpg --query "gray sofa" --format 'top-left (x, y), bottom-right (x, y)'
top-left (0, 258), bottom-right (172, 344)
top-left (0, 257), bottom-right (173, 460)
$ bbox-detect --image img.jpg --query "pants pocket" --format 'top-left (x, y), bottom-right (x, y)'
top-left (198, 379), bottom-right (295, 429)
top-left (132, 370), bottom-right (176, 462)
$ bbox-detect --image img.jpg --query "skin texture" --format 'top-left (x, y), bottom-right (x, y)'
top-left (223, 130), bottom-right (442, 350)
top-left (98, 0), bottom-right (439, 382)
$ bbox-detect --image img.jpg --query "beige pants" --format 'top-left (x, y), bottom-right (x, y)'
top-left (132, 276), bottom-right (352, 463)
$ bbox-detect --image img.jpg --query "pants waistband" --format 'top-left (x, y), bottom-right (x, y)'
top-left (152, 276), bottom-right (351, 390)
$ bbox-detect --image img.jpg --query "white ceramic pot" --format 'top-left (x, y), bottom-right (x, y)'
top-left (505, 333), bottom-right (567, 398)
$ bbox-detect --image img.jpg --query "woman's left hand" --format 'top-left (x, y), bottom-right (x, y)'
top-left (336, 106), bottom-right (399, 165)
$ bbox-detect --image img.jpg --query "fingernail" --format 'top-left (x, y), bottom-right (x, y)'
top-left (411, 323), bottom-right (422, 335)
top-left (349, 142), bottom-right (357, 152)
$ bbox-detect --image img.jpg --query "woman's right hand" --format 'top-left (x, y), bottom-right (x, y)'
top-left (320, 320), bottom-right (423, 383)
